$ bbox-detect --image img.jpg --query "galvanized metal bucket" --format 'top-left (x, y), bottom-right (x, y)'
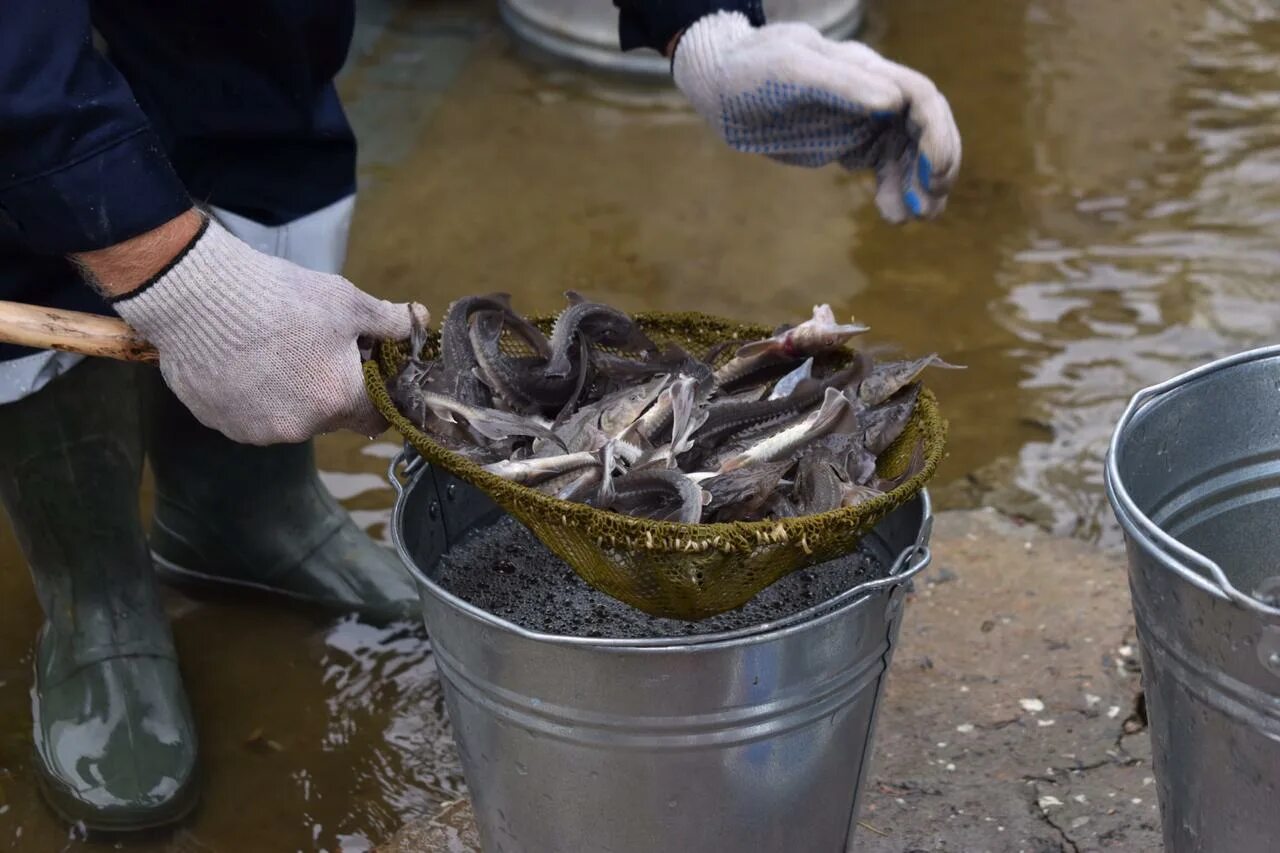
top-left (1106, 346), bottom-right (1280, 853)
top-left (500, 0), bottom-right (866, 77)
top-left (389, 450), bottom-right (931, 853)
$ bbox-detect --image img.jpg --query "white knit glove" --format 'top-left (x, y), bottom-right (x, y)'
top-left (112, 216), bottom-right (415, 445)
top-left (673, 11), bottom-right (961, 222)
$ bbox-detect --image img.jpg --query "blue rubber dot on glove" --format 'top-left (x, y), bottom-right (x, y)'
top-left (917, 154), bottom-right (933, 192)
top-left (903, 187), bottom-right (923, 217)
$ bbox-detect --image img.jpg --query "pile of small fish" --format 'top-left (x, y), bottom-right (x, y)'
top-left (389, 293), bottom-right (960, 524)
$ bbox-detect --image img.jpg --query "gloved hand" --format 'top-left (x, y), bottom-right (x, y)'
top-left (111, 216), bottom-right (417, 445)
top-left (673, 11), bottom-right (961, 222)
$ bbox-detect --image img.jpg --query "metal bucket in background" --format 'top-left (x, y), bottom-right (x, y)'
top-left (499, 0), bottom-right (867, 77)
top-left (390, 452), bottom-right (932, 853)
top-left (1106, 346), bottom-right (1280, 853)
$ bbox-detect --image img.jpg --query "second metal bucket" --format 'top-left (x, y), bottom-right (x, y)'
top-left (390, 453), bottom-right (931, 853)
top-left (1106, 346), bottom-right (1280, 853)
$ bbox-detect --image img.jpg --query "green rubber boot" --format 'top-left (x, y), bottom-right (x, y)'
top-left (142, 373), bottom-right (418, 624)
top-left (0, 360), bottom-right (199, 832)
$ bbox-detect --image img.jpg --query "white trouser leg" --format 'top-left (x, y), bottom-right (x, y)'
top-left (0, 351), bottom-right (86, 405)
top-left (209, 194), bottom-right (356, 274)
top-left (0, 194), bottom-right (357, 404)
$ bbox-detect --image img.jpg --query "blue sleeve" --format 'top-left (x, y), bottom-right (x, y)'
top-left (614, 0), bottom-right (765, 55)
top-left (0, 1), bottom-right (192, 255)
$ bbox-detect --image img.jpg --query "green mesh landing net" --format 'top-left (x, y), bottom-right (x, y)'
top-left (367, 311), bottom-right (947, 619)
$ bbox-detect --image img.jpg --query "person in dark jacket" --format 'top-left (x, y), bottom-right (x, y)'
top-left (0, 0), bottom-right (959, 831)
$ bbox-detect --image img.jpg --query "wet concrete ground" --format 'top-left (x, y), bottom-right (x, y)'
top-left (378, 509), bottom-right (1159, 852)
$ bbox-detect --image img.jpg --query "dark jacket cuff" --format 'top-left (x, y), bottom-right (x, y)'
top-left (0, 126), bottom-right (192, 255)
top-left (615, 0), bottom-right (765, 54)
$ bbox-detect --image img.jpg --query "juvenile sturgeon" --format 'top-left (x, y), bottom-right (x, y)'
top-left (634, 377), bottom-right (710, 468)
top-left (418, 391), bottom-right (562, 446)
top-left (591, 344), bottom-right (711, 390)
top-left (483, 451), bottom-right (599, 485)
top-left (544, 292), bottom-right (655, 379)
top-left (793, 453), bottom-right (846, 515)
top-left (701, 461), bottom-right (792, 521)
top-left (860, 384), bottom-right (921, 455)
top-left (859, 354), bottom-right (962, 406)
top-left (714, 305), bottom-right (868, 391)
top-left (388, 305), bottom-right (436, 421)
top-left (694, 364), bottom-right (865, 453)
top-left (437, 294), bottom-right (526, 405)
top-left (595, 374), bottom-right (673, 437)
top-left (625, 374), bottom-right (705, 451)
top-left (717, 388), bottom-right (855, 473)
top-left (470, 310), bottom-right (587, 415)
top-left (601, 468), bottom-right (706, 524)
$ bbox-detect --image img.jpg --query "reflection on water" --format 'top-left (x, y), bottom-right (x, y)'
top-left (4, 0), bottom-right (1280, 847)
top-left (0, 591), bottom-right (462, 851)
top-left (998, 0), bottom-right (1280, 540)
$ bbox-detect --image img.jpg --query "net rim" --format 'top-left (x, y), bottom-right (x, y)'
top-left (365, 309), bottom-right (947, 556)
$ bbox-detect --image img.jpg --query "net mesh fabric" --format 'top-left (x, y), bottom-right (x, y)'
top-left (367, 312), bottom-right (947, 619)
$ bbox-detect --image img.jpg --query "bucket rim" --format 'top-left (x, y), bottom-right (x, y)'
top-left (389, 450), bottom-right (933, 648)
top-left (1104, 344), bottom-right (1280, 619)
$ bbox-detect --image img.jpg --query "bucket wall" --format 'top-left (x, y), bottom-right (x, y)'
top-left (1107, 348), bottom-right (1280, 853)
top-left (392, 462), bottom-right (930, 853)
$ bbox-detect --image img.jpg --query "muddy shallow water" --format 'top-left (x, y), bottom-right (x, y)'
top-left (3, 0), bottom-right (1280, 848)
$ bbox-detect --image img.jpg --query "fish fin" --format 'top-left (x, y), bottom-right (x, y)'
top-left (812, 304), bottom-right (836, 324)
top-left (552, 337), bottom-right (592, 427)
top-left (424, 400), bottom-right (459, 424)
top-left (734, 339), bottom-right (783, 359)
top-left (564, 290), bottom-right (588, 305)
top-left (703, 339), bottom-right (748, 364)
top-left (407, 305), bottom-right (429, 360)
top-left (815, 386), bottom-right (852, 423)
top-left (841, 483), bottom-right (884, 508)
top-left (597, 441), bottom-right (617, 507)
top-left (678, 408), bottom-right (711, 456)
top-left (668, 377), bottom-right (696, 448)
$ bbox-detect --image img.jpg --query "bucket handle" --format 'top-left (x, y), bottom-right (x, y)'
top-left (857, 543), bottom-right (931, 596)
top-left (1106, 361), bottom-right (1280, 621)
top-left (387, 444), bottom-right (427, 500)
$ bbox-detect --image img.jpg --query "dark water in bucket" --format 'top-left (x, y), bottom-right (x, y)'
top-left (435, 516), bottom-right (885, 637)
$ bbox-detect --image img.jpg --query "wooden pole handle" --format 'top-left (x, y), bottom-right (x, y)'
top-left (0, 300), bottom-right (158, 363)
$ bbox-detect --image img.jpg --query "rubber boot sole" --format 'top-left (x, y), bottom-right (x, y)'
top-left (35, 750), bottom-right (200, 835)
